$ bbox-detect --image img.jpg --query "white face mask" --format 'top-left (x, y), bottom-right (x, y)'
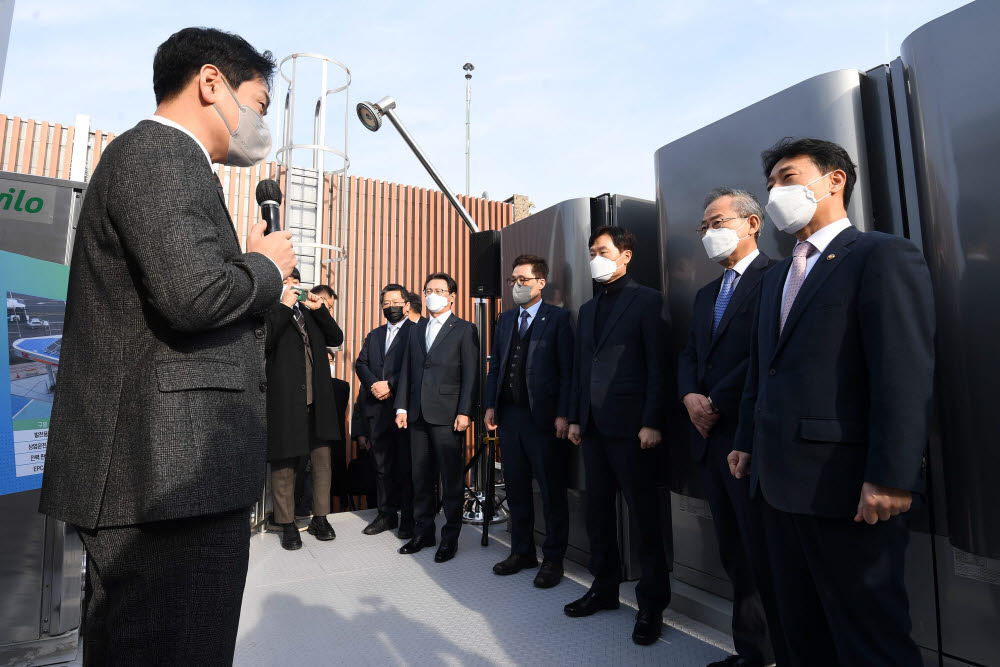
top-left (701, 218), bottom-right (749, 262)
top-left (425, 292), bottom-right (450, 313)
top-left (764, 172), bottom-right (834, 234)
top-left (590, 253), bottom-right (625, 283)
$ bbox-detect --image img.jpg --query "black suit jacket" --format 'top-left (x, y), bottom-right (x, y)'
top-left (484, 302), bottom-right (574, 431)
top-left (734, 226), bottom-right (935, 518)
top-left (394, 313), bottom-right (479, 426)
top-left (355, 319), bottom-right (415, 436)
top-left (678, 253), bottom-right (776, 462)
top-left (569, 277), bottom-right (669, 438)
top-left (265, 302), bottom-right (344, 460)
top-left (39, 120), bottom-right (283, 528)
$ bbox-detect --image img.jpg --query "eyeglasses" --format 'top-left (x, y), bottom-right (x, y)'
top-left (423, 288), bottom-right (451, 296)
top-left (505, 277), bottom-right (540, 287)
top-left (381, 300), bottom-right (406, 308)
top-left (696, 217), bottom-right (745, 236)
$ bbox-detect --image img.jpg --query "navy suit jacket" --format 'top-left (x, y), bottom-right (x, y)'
top-left (733, 226), bottom-right (935, 518)
top-left (485, 302), bottom-right (574, 432)
top-left (569, 278), bottom-right (669, 438)
top-left (355, 319), bottom-right (415, 436)
top-left (394, 313), bottom-right (479, 426)
top-left (678, 252), bottom-right (776, 462)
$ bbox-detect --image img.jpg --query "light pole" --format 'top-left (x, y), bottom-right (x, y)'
top-left (464, 63), bottom-right (474, 198)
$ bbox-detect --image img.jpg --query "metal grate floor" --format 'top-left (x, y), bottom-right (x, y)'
top-left (235, 510), bottom-right (733, 666)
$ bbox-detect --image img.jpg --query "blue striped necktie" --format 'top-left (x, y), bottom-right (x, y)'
top-left (712, 269), bottom-right (737, 336)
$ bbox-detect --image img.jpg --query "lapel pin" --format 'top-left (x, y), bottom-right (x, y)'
top-left (827, 253), bottom-right (836, 261)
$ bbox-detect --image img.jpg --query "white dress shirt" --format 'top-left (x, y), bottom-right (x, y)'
top-left (424, 309), bottom-right (452, 350)
top-left (147, 115), bottom-right (283, 289)
top-left (781, 218), bottom-right (853, 307)
top-left (385, 318), bottom-right (406, 354)
top-left (720, 248), bottom-right (760, 295)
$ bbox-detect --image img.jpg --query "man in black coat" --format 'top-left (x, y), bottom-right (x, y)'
top-left (394, 272), bottom-right (479, 562)
top-left (266, 268), bottom-right (344, 550)
top-left (566, 226), bottom-right (670, 646)
top-left (484, 255), bottom-right (574, 588)
top-left (732, 138), bottom-right (935, 666)
top-left (39, 28), bottom-right (295, 664)
top-left (678, 188), bottom-right (784, 667)
top-left (354, 283), bottom-right (417, 538)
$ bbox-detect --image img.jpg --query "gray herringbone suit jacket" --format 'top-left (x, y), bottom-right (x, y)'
top-left (39, 120), bottom-right (283, 529)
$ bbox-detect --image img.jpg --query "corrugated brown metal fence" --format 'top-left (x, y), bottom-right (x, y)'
top-left (2, 114), bottom-right (515, 507)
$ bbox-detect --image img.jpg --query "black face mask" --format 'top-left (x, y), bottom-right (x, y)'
top-left (383, 306), bottom-right (406, 324)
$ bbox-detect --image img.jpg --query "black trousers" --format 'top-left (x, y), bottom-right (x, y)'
top-left (410, 415), bottom-right (465, 543)
top-left (76, 509), bottom-right (250, 667)
top-left (369, 418), bottom-right (414, 527)
top-left (701, 439), bottom-right (784, 666)
top-left (497, 402), bottom-right (569, 562)
top-left (760, 497), bottom-right (921, 667)
top-left (582, 424), bottom-right (670, 612)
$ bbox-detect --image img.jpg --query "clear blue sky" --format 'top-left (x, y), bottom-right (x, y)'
top-left (1, 0), bottom-right (971, 211)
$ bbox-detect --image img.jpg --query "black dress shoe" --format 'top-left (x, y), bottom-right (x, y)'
top-left (307, 516), bottom-right (336, 541)
top-left (492, 553), bottom-right (538, 575)
top-left (434, 541), bottom-right (458, 563)
top-left (631, 609), bottom-right (663, 646)
top-left (398, 535), bottom-right (436, 554)
top-left (362, 512), bottom-right (398, 535)
top-left (707, 656), bottom-right (759, 667)
top-left (564, 589), bottom-right (619, 617)
top-left (280, 523), bottom-right (302, 551)
top-left (533, 560), bottom-right (564, 588)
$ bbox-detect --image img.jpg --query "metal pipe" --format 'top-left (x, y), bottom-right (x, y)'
top-left (381, 107), bottom-right (480, 234)
top-left (465, 64), bottom-right (473, 197)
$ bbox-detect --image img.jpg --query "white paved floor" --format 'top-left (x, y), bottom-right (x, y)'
top-left (235, 510), bottom-right (733, 666)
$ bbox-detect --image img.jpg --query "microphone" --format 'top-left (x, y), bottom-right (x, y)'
top-left (255, 179), bottom-right (283, 234)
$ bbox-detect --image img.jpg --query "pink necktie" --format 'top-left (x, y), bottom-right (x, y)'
top-left (780, 241), bottom-right (815, 333)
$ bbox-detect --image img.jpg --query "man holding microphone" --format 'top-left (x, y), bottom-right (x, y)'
top-left (40, 28), bottom-right (294, 665)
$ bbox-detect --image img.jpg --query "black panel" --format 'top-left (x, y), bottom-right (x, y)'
top-left (469, 230), bottom-right (502, 298)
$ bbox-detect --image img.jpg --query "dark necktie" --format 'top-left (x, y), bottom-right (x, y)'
top-left (519, 310), bottom-right (531, 337)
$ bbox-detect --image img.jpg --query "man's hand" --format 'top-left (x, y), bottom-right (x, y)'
top-left (568, 424), bottom-right (582, 445)
top-left (683, 393), bottom-right (720, 439)
top-left (854, 482), bottom-right (912, 525)
top-left (301, 291), bottom-right (324, 310)
top-left (355, 435), bottom-right (370, 451)
top-left (727, 450), bottom-right (751, 479)
top-left (246, 220), bottom-right (296, 278)
top-left (555, 416), bottom-right (569, 439)
top-left (638, 426), bottom-right (661, 449)
top-left (371, 380), bottom-right (391, 401)
top-left (395, 413), bottom-right (407, 430)
top-left (484, 408), bottom-right (497, 431)
top-left (280, 286), bottom-right (299, 308)
top-left (454, 414), bottom-right (470, 432)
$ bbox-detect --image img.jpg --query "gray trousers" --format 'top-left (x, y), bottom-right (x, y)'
top-left (77, 509), bottom-right (250, 666)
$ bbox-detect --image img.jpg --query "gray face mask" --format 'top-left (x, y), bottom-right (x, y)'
top-left (213, 76), bottom-right (271, 167)
top-left (511, 283), bottom-right (535, 306)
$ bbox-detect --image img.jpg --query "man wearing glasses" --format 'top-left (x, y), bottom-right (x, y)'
top-left (395, 273), bottom-right (479, 562)
top-left (355, 284), bottom-right (417, 538)
top-left (484, 255), bottom-right (574, 588)
top-left (677, 188), bottom-right (785, 667)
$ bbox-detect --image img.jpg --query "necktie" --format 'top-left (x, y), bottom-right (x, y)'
top-left (292, 304), bottom-right (306, 332)
top-left (780, 241), bottom-right (816, 333)
top-left (426, 319), bottom-right (439, 351)
top-left (712, 269), bottom-right (737, 337)
top-left (385, 325), bottom-right (396, 353)
top-left (518, 310), bottom-right (531, 338)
